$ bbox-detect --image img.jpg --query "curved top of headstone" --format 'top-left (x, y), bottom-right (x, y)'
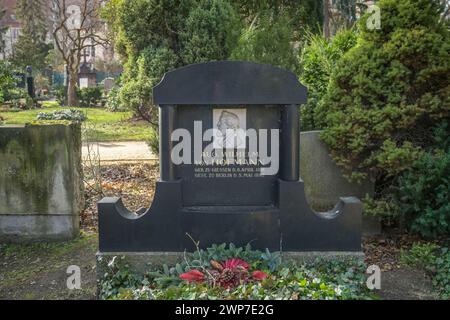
top-left (153, 61), bottom-right (307, 105)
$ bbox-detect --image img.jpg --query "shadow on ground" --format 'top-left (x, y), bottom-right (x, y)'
top-left (378, 268), bottom-right (438, 300)
top-left (0, 233), bottom-right (98, 300)
top-left (0, 232), bottom-right (441, 300)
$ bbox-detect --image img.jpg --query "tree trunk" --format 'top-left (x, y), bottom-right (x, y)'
top-left (323, 0), bottom-right (331, 39)
top-left (67, 70), bottom-right (78, 107)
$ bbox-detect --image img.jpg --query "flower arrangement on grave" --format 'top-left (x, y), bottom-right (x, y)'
top-left (99, 244), bottom-right (373, 300)
top-left (179, 258), bottom-right (268, 288)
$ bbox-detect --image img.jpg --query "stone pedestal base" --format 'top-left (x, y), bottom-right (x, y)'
top-left (98, 180), bottom-right (362, 252)
top-left (0, 214), bottom-right (79, 242)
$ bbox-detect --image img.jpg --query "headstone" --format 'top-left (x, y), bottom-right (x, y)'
top-left (0, 123), bottom-right (83, 242)
top-left (78, 63), bottom-right (96, 88)
top-left (79, 77), bottom-right (89, 89)
top-left (98, 61), bottom-right (362, 253)
top-left (14, 73), bottom-right (26, 88)
top-left (25, 66), bottom-right (35, 98)
top-left (103, 77), bottom-right (115, 92)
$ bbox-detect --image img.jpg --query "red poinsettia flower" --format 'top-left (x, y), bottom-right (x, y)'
top-left (222, 258), bottom-right (249, 270)
top-left (179, 269), bottom-right (205, 282)
top-left (252, 270), bottom-right (268, 280)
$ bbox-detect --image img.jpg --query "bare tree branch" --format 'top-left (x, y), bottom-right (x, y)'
top-left (51, 0), bottom-right (109, 106)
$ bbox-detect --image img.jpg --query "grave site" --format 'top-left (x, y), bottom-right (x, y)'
top-left (0, 0), bottom-right (448, 306)
top-left (98, 61), bottom-right (361, 254)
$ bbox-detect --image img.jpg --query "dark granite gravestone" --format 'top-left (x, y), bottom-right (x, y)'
top-left (14, 73), bottom-right (26, 88)
top-left (98, 61), bottom-right (362, 253)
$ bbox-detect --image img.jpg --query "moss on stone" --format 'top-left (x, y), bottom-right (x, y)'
top-left (27, 120), bottom-right (73, 126)
top-left (0, 123), bottom-right (83, 240)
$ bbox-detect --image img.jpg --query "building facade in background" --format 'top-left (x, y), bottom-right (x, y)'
top-left (0, 0), bottom-right (117, 78)
top-left (0, 0), bottom-right (21, 59)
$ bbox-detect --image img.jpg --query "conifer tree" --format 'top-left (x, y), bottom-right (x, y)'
top-left (12, 0), bottom-right (51, 71)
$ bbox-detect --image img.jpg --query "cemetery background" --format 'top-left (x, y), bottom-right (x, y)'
top-left (0, 0), bottom-right (449, 300)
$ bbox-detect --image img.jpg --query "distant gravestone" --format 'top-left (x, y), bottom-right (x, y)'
top-left (98, 61), bottom-right (362, 252)
top-left (103, 78), bottom-right (115, 92)
top-left (14, 73), bottom-right (26, 88)
top-left (79, 77), bottom-right (89, 89)
top-left (25, 66), bottom-right (35, 98)
top-left (78, 63), bottom-right (96, 88)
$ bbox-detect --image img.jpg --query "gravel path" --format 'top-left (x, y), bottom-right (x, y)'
top-left (82, 141), bottom-right (157, 162)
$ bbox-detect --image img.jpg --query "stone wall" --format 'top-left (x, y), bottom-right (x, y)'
top-left (0, 123), bottom-right (83, 242)
top-left (300, 131), bottom-right (379, 234)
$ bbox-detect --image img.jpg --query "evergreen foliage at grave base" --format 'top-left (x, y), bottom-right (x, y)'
top-left (99, 243), bottom-right (374, 300)
top-left (395, 144), bottom-right (450, 238)
top-left (400, 243), bottom-right (450, 299)
top-left (362, 122), bottom-right (450, 237)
